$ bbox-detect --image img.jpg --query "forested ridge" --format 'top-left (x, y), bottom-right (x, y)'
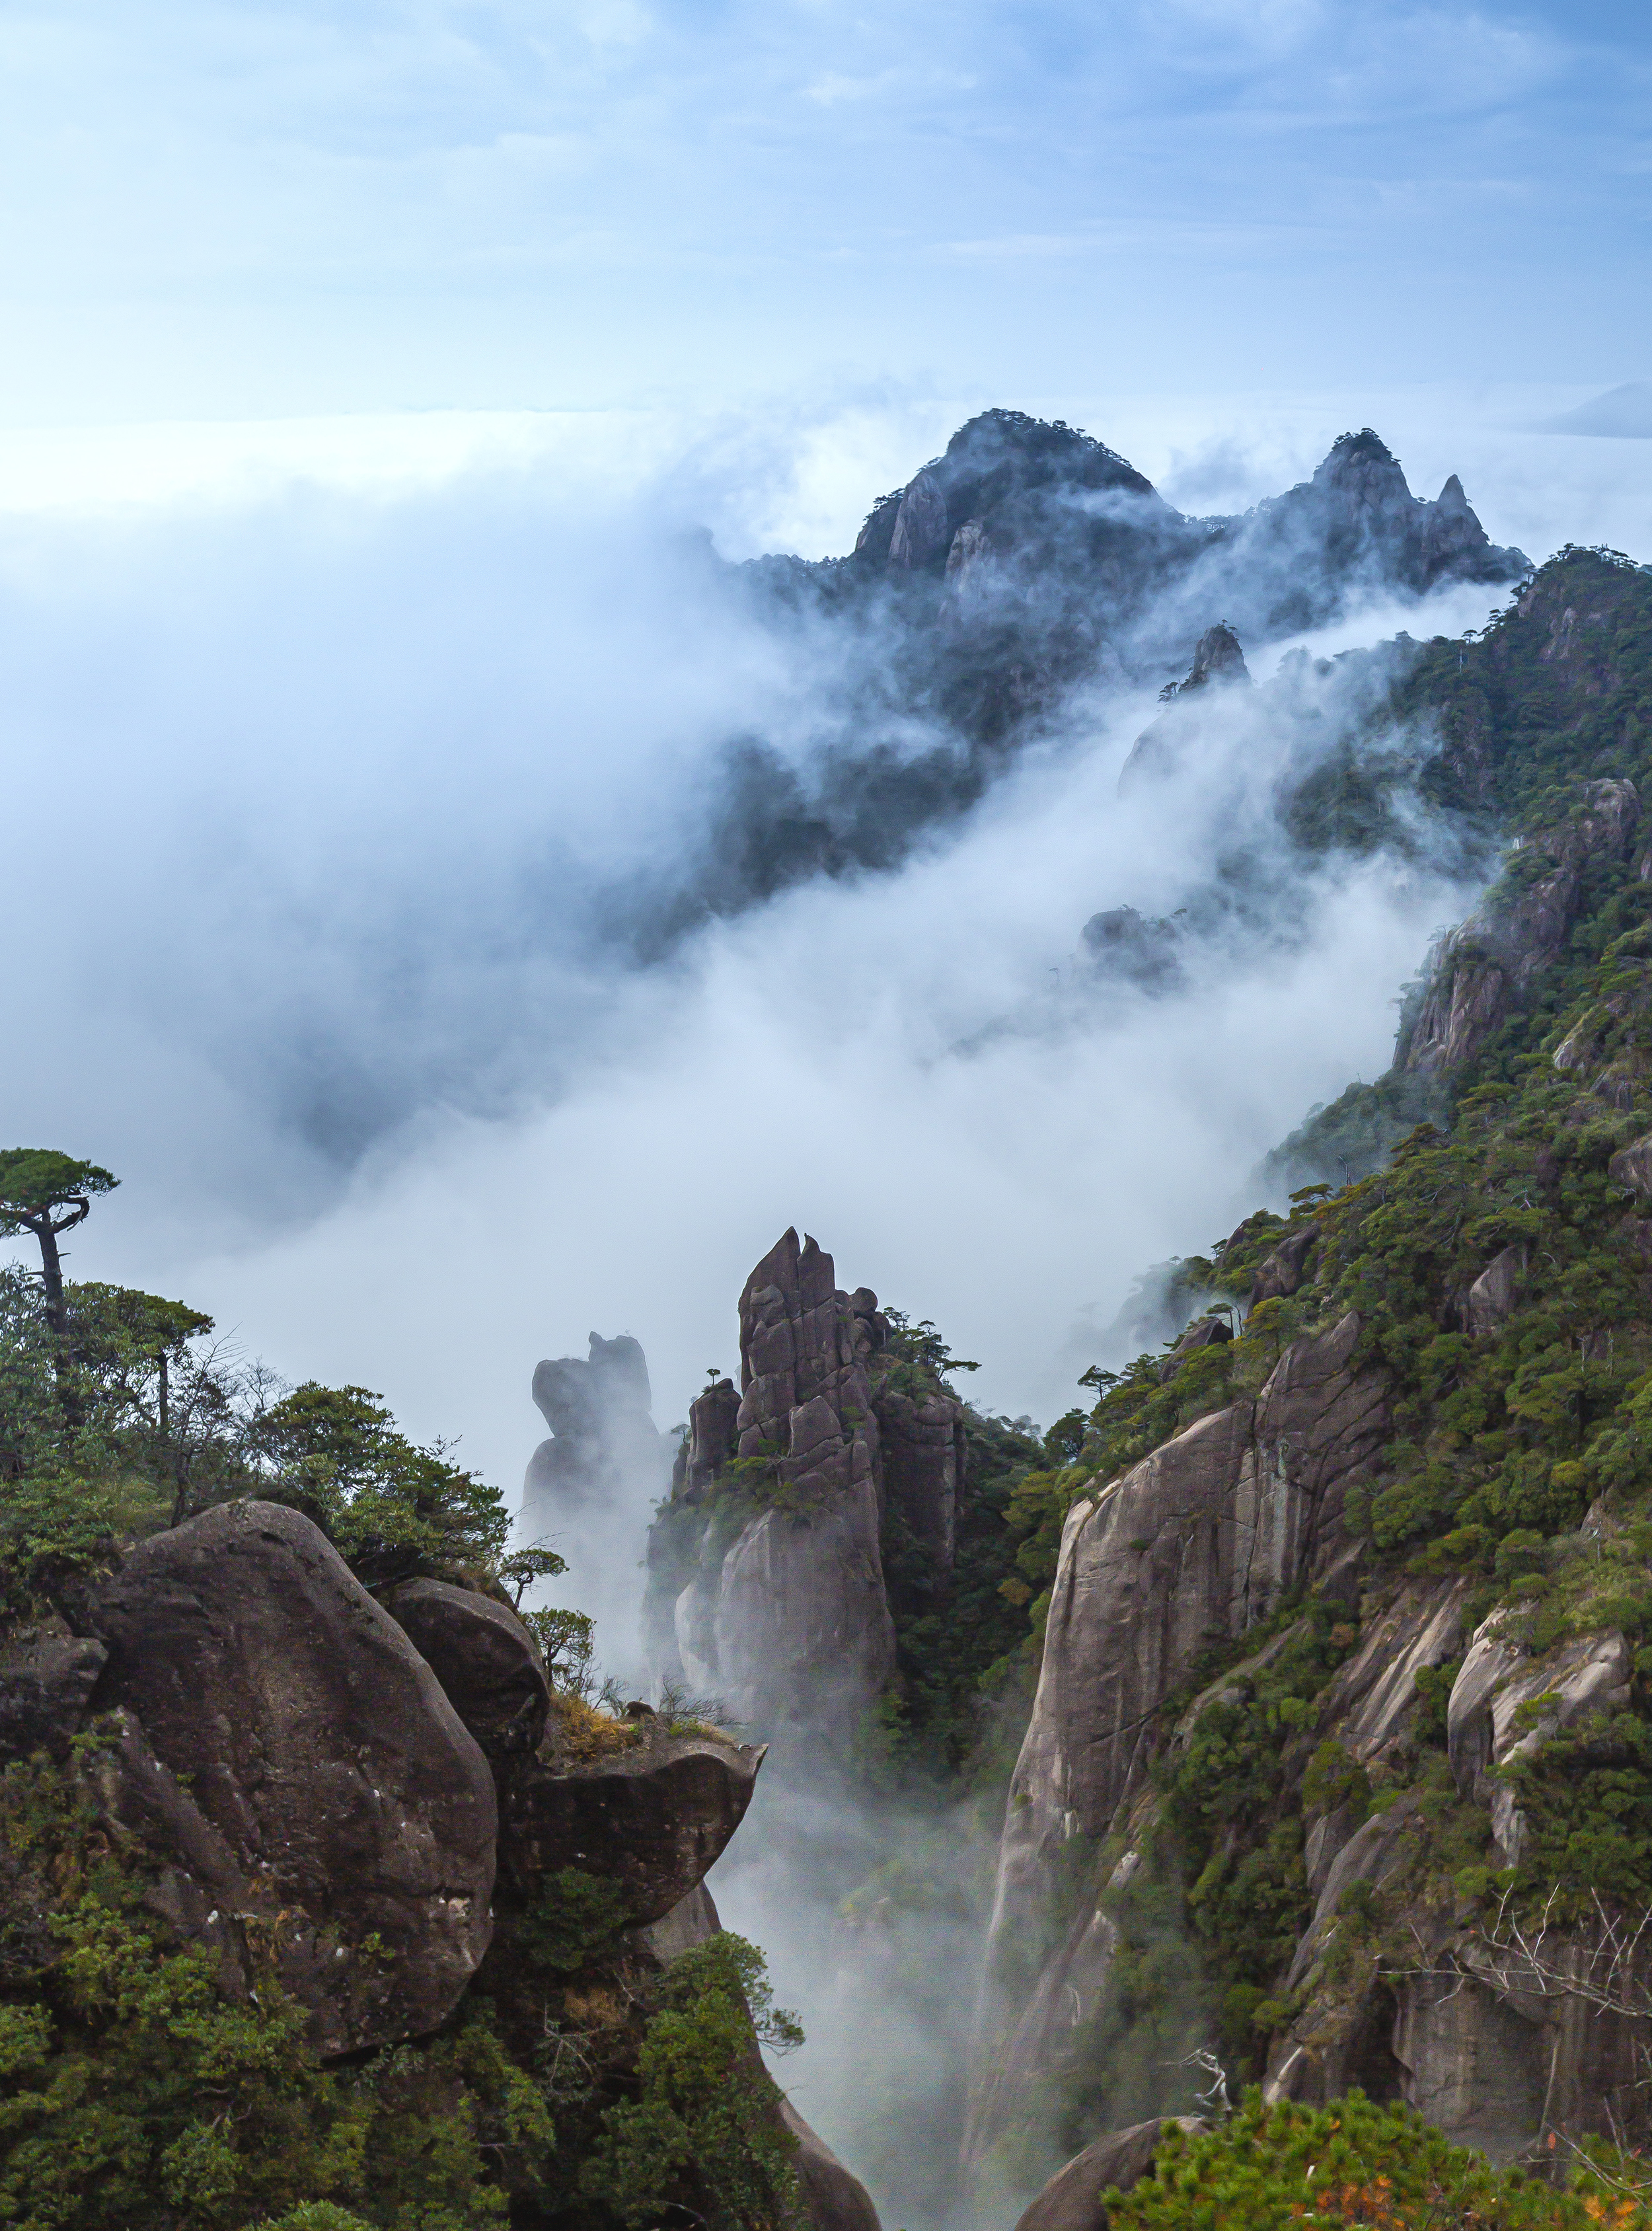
top-left (10, 543), bottom-right (1652, 2228)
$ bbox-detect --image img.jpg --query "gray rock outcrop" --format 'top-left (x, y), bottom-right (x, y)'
top-left (0, 1624), bottom-right (106, 1758)
top-left (1014, 2117), bottom-right (1203, 2231)
top-left (1399, 781), bottom-right (1641, 1078)
top-left (522, 1329), bottom-right (668, 1527)
top-left (1462, 1244), bottom-right (1527, 1338)
top-left (384, 1577), bottom-right (550, 1759)
top-left (81, 1500), bottom-right (498, 2055)
top-left (1447, 1616), bottom-right (1632, 1863)
top-left (647, 1231), bottom-right (963, 1735)
top-left (970, 1312), bottom-right (1386, 2158)
top-left (500, 1724), bottom-right (765, 1925)
top-left (1118, 624), bottom-right (1253, 790)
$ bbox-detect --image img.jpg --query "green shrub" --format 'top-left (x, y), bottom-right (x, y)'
top-left (581, 1933), bottom-right (803, 2231)
top-left (1104, 2088), bottom-right (1629, 2228)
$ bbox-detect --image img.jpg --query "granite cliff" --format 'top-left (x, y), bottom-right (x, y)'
top-left (650, 546), bottom-right (1652, 2227)
top-left (0, 1315), bottom-right (880, 2229)
top-left (644, 1229), bottom-right (965, 1737)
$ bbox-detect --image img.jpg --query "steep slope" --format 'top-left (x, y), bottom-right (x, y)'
top-left (0, 1277), bottom-right (881, 2230)
top-left (644, 1229), bottom-right (969, 1738)
top-left (968, 545), bottom-right (1652, 2195)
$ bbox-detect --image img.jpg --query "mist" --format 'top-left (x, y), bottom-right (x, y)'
top-left (3, 397), bottom-right (1643, 2226)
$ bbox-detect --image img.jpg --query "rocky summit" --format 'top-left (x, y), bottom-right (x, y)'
top-left (9, 464), bottom-right (1652, 2231)
top-left (648, 409), bottom-right (1527, 953)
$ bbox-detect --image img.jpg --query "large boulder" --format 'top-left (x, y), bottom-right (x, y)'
top-left (500, 1726), bottom-right (765, 1926)
top-left (383, 1577), bottom-right (549, 1758)
top-left (1013, 2117), bottom-right (1201, 2231)
top-left (81, 1499), bottom-right (498, 2055)
top-left (0, 1624), bottom-right (106, 1758)
top-left (1462, 1245), bottom-right (1527, 1338)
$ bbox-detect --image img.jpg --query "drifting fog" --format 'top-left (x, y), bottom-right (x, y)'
top-left (5, 395), bottom-right (1651, 2224)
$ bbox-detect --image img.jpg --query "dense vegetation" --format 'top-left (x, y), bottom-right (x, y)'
top-left (1108, 2092), bottom-right (1650, 2228)
top-left (951, 550), bottom-right (1652, 2177)
top-left (0, 1166), bottom-right (804, 2231)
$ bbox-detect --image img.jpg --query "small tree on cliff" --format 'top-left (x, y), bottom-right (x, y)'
top-left (0, 1149), bottom-right (118, 1338)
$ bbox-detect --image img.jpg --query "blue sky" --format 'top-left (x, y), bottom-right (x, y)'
top-left (0, 0), bottom-right (1646, 424)
top-left (3, 0), bottom-right (1651, 1513)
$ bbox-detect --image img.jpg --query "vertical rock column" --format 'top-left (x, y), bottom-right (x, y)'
top-left (659, 1230), bottom-right (898, 1733)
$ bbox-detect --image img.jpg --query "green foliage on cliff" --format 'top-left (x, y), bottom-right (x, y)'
top-left (0, 1202), bottom-right (807, 2231)
top-left (0, 1260), bottom-right (515, 1608)
top-left (1106, 2090), bottom-right (1647, 2228)
top-left (0, 1746), bottom-right (554, 2231)
top-left (984, 551), bottom-right (1652, 2161)
top-left (876, 1396), bottom-right (1046, 1778)
top-left (580, 1934), bottom-right (802, 2231)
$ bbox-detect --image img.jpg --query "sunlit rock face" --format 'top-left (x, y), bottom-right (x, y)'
top-left (521, 1328), bottom-right (669, 1532)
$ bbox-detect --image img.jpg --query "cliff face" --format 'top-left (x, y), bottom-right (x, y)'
top-left (646, 1230), bottom-right (963, 1737)
top-left (0, 1484), bottom-right (881, 2229)
top-left (968, 558), bottom-right (1652, 2201)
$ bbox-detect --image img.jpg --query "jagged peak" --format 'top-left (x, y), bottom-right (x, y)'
top-left (1161, 622), bottom-right (1250, 699)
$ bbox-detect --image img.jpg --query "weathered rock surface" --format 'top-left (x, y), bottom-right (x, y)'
top-left (1462, 1244), bottom-right (1527, 1337)
top-left (649, 1230), bottom-right (901, 1729)
top-left (1448, 1616), bottom-right (1632, 1862)
top-left (384, 1577), bottom-right (550, 1759)
top-left (967, 1831), bottom-right (1148, 2169)
top-left (1400, 781), bottom-right (1641, 1077)
top-left (500, 1726), bottom-right (764, 1926)
top-left (1156, 1313), bottom-right (1231, 1381)
top-left (0, 1624), bottom-right (106, 1758)
top-left (82, 1499), bottom-right (498, 2055)
top-left (1316, 1576), bottom-right (1468, 1767)
top-left (971, 1312), bottom-right (1386, 2157)
top-left (1609, 1131), bottom-right (1652, 1201)
top-left (1014, 2117), bottom-right (1203, 2231)
top-left (671, 1372), bottom-right (742, 1499)
top-left (780, 2101), bottom-right (884, 2231)
top-left (75, 1704), bottom-right (257, 1996)
top-left (523, 1329), bottom-right (667, 1525)
top-left (1251, 1222), bottom-right (1320, 1306)
top-left (1391, 1967), bottom-right (1552, 2165)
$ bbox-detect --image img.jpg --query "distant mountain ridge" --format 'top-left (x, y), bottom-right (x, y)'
top-left (829, 410), bottom-right (1525, 632)
top-left (651, 410), bottom-right (1533, 958)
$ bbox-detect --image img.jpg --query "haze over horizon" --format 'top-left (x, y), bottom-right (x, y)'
top-left (4, 0), bottom-right (1652, 1558)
